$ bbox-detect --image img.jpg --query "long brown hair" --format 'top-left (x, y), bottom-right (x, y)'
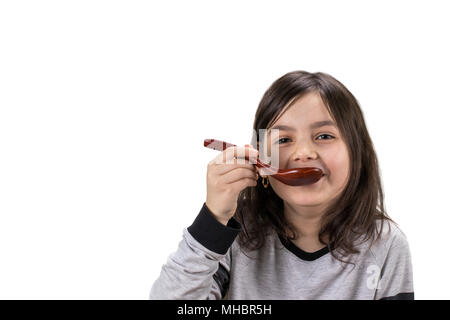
top-left (235, 70), bottom-right (395, 264)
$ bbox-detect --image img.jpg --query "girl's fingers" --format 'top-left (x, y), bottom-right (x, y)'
top-left (230, 177), bottom-right (258, 191)
top-left (217, 163), bottom-right (256, 176)
top-left (210, 145), bottom-right (259, 175)
top-left (221, 167), bottom-right (259, 184)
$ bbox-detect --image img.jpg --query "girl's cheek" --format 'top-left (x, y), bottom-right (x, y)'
top-left (327, 150), bottom-right (350, 180)
top-left (321, 146), bottom-right (345, 169)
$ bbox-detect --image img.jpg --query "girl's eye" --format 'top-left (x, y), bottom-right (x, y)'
top-left (316, 134), bottom-right (334, 140)
top-left (276, 137), bottom-right (290, 144)
top-left (275, 134), bottom-right (334, 144)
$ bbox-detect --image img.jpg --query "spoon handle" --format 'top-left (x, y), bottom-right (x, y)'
top-left (203, 139), bottom-right (237, 151)
top-left (203, 138), bottom-right (277, 174)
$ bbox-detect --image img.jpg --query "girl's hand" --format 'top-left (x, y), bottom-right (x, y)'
top-left (205, 144), bottom-right (259, 225)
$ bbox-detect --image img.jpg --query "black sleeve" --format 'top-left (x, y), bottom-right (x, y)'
top-left (379, 292), bottom-right (414, 300)
top-left (187, 202), bottom-right (241, 255)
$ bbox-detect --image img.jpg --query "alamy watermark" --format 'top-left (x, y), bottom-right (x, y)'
top-left (215, 129), bottom-right (280, 175)
top-left (366, 264), bottom-right (382, 290)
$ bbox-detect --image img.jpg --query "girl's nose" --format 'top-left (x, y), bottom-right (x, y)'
top-left (290, 142), bottom-right (318, 161)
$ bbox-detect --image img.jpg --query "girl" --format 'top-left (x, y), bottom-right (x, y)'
top-left (150, 71), bottom-right (414, 299)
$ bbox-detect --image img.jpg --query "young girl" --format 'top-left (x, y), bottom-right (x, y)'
top-left (150, 71), bottom-right (414, 300)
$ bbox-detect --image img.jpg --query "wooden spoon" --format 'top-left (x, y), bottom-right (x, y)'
top-left (204, 138), bottom-right (324, 186)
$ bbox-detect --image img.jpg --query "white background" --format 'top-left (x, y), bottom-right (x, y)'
top-left (0, 0), bottom-right (448, 299)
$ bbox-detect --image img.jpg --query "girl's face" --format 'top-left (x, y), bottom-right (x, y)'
top-left (261, 91), bottom-right (350, 210)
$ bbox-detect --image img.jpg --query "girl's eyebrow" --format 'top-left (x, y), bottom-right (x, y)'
top-left (269, 120), bottom-right (337, 132)
top-left (310, 120), bottom-right (337, 129)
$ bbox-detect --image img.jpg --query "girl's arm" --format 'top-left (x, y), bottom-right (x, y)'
top-left (149, 202), bottom-right (240, 300)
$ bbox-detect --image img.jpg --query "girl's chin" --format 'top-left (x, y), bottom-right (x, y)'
top-left (291, 192), bottom-right (324, 201)
top-left (278, 183), bottom-right (327, 203)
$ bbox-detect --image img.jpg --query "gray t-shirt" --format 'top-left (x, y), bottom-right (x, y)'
top-left (150, 203), bottom-right (414, 300)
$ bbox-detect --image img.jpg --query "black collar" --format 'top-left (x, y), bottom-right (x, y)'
top-left (278, 234), bottom-right (334, 261)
